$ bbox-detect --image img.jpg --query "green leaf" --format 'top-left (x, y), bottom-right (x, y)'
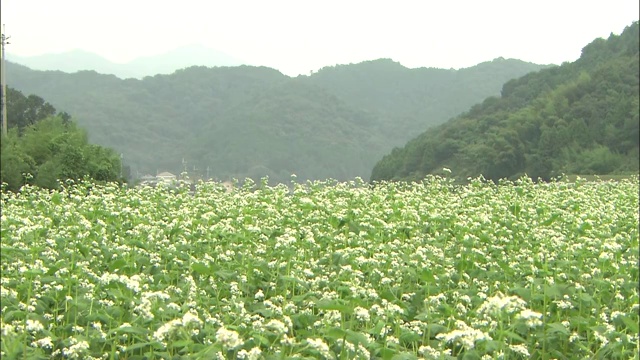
top-left (461, 350), bottom-right (482, 360)
top-left (399, 331), bottom-right (421, 344)
top-left (345, 330), bottom-right (370, 345)
top-left (109, 258), bottom-right (128, 271)
top-left (324, 327), bottom-right (347, 340)
top-left (498, 329), bottom-right (527, 343)
top-left (125, 342), bottom-right (154, 352)
top-left (546, 322), bottom-right (570, 336)
top-left (424, 324), bottom-right (447, 338)
top-left (214, 270), bottom-right (237, 280)
top-left (279, 275), bottom-right (309, 289)
top-left (191, 262), bottom-right (211, 276)
top-left (420, 268), bottom-right (435, 283)
top-left (376, 347), bottom-right (398, 360)
top-left (619, 315), bottom-right (639, 333)
top-left (169, 339), bottom-right (193, 349)
top-left (369, 320), bottom-right (386, 337)
top-left (390, 352), bottom-right (418, 360)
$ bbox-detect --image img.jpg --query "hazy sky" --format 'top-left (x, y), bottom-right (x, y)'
top-left (1, 0), bottom-right (638, 76)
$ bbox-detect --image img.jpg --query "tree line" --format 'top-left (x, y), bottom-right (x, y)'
top-left (1, 88), bottom-right (124, 191)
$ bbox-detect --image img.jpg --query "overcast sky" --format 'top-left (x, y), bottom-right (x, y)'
top-left (1, 0), bottom-right (638, 76)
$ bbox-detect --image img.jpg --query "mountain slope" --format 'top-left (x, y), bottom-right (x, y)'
top-left (5, 58), bottom-right (547, 182)
top-left (371, 22), bottom-right (639, 182)
top-left (304, 58), bottom-right (549, 148)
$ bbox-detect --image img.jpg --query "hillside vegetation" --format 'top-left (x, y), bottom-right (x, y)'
top-left (371, 22), bottom-right (639, 182)
top-left (0, 88), bottom-right (123, 191)
top-left (6, 58), bottom-right (546, 182)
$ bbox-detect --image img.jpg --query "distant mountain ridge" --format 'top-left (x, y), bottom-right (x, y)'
top-left (6, 45), bottom-right (246, 79)
top-left (5, 57), bottom-right (548, 183)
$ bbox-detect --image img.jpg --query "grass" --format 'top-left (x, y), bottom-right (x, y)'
top-left (1, 176), bottom-right (638, 359)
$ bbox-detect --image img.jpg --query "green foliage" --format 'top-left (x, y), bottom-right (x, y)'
top-left (5, 88), bottom-right (57, 133)
top-left (6, 57), bottom-right (547, 183)
top-left (1, 177), bottom-right (638, 358)
top-left (1, 91), bottom-right (123, 191)
top-left (371, 22), bottom-right (640, 182)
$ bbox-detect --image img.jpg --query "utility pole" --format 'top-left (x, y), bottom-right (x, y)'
top-left (120, 153), bottom-right (124, 179)
top-left (1, 24), bottom-right (10, 137)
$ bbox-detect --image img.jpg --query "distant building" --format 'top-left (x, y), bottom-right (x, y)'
top-left (156, 171), bottom-right (177, 183)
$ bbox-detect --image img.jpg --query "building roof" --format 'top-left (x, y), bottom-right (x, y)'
top-left (156, 172), bottom-right (176, 177)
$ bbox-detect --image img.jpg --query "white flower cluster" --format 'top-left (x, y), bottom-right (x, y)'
top-left (99, 273), bottom-right (143, 293)
top-left (216, 326), bottom-right (243, 349)
top-left (25, 319), bottom-right (44, 333)
top-left (237, 347), bottom-right (262, 360)
top-left (477, 292), bottom-right (526, 317)
top-left (436, 320), bottom-right (492, 351)
top-left (516, 309), bottom-right (543, 327)
top-left (152, 309), bottom-right (202, 342)
top-left (61, 337), bottom-right (90, 359)
top-left (265, 319), bottom-right (288, 335)
top-left (306, 338), bottom-right (333, 358)
top-left (354, 306), bottom-right (370, 322)
top-left (419, 345), bottom-right (451, 358)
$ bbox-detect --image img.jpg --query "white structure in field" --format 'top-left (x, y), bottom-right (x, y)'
top-left (222, 181), bottom-right (234, 193)
top-left (156, 171), bottom-right (177, 183)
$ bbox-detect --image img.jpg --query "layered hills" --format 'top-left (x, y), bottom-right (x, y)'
top-left (6, 45), bottom-right (245, 79)
top-left (6, 57), bottom-right (547, 182)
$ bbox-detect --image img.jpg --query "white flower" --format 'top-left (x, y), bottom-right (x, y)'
top-left (436, 321), bottom-right (492, 351)
top-left (554, 299), bottom-right (573, 310)
top-left (26, 319), bottom-right (44, 333)
top-left (265, 319), bottom-right (288, 335)
top-left (216, 327), bottom-right (243, 349)
top-left (306, 338), bottom-right (332, 358)
top-left (32, 337), bottom-right (53, 349)
top-left (354, 307), bottom-right (370, 322)
top-left (516, 309), bottom-right (543, 327)
top-left (509, 344), bottom-right (530, 357)
top-left (386, 336), bottom-right (399, 346)
top-left (478, 292), bottom-right (526, 316)
top-left (182, 310), bottom-right (202, 327)
top-left (62, 337), bottom-right (90, 359)
top-left (238, 347), bottom-right (262, 360)
top-left (153, 319), bottom-right (181, 342)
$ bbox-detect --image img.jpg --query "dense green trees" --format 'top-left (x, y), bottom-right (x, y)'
top-left (6, 57), bottom-right (546, 183)
top-left (1, 88), bottom-right (123, 191)
top-left (371, 22), bottom-right (639, 182)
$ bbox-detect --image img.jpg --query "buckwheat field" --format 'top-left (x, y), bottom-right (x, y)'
top-left (1, 176), bottom-right (638, 359)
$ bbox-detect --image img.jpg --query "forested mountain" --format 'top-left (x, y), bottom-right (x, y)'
top-left (371, 22), bottom-right (640, 183)
top-left (5, 57), bottom-right (546, 183)
top-left (305, 58), bottom-right (549, 146)
top-left (7, 45), bottom-right (245, 79)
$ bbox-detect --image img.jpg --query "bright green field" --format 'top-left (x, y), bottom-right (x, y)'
top-left (1, 176), bottom-right (638, 360)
